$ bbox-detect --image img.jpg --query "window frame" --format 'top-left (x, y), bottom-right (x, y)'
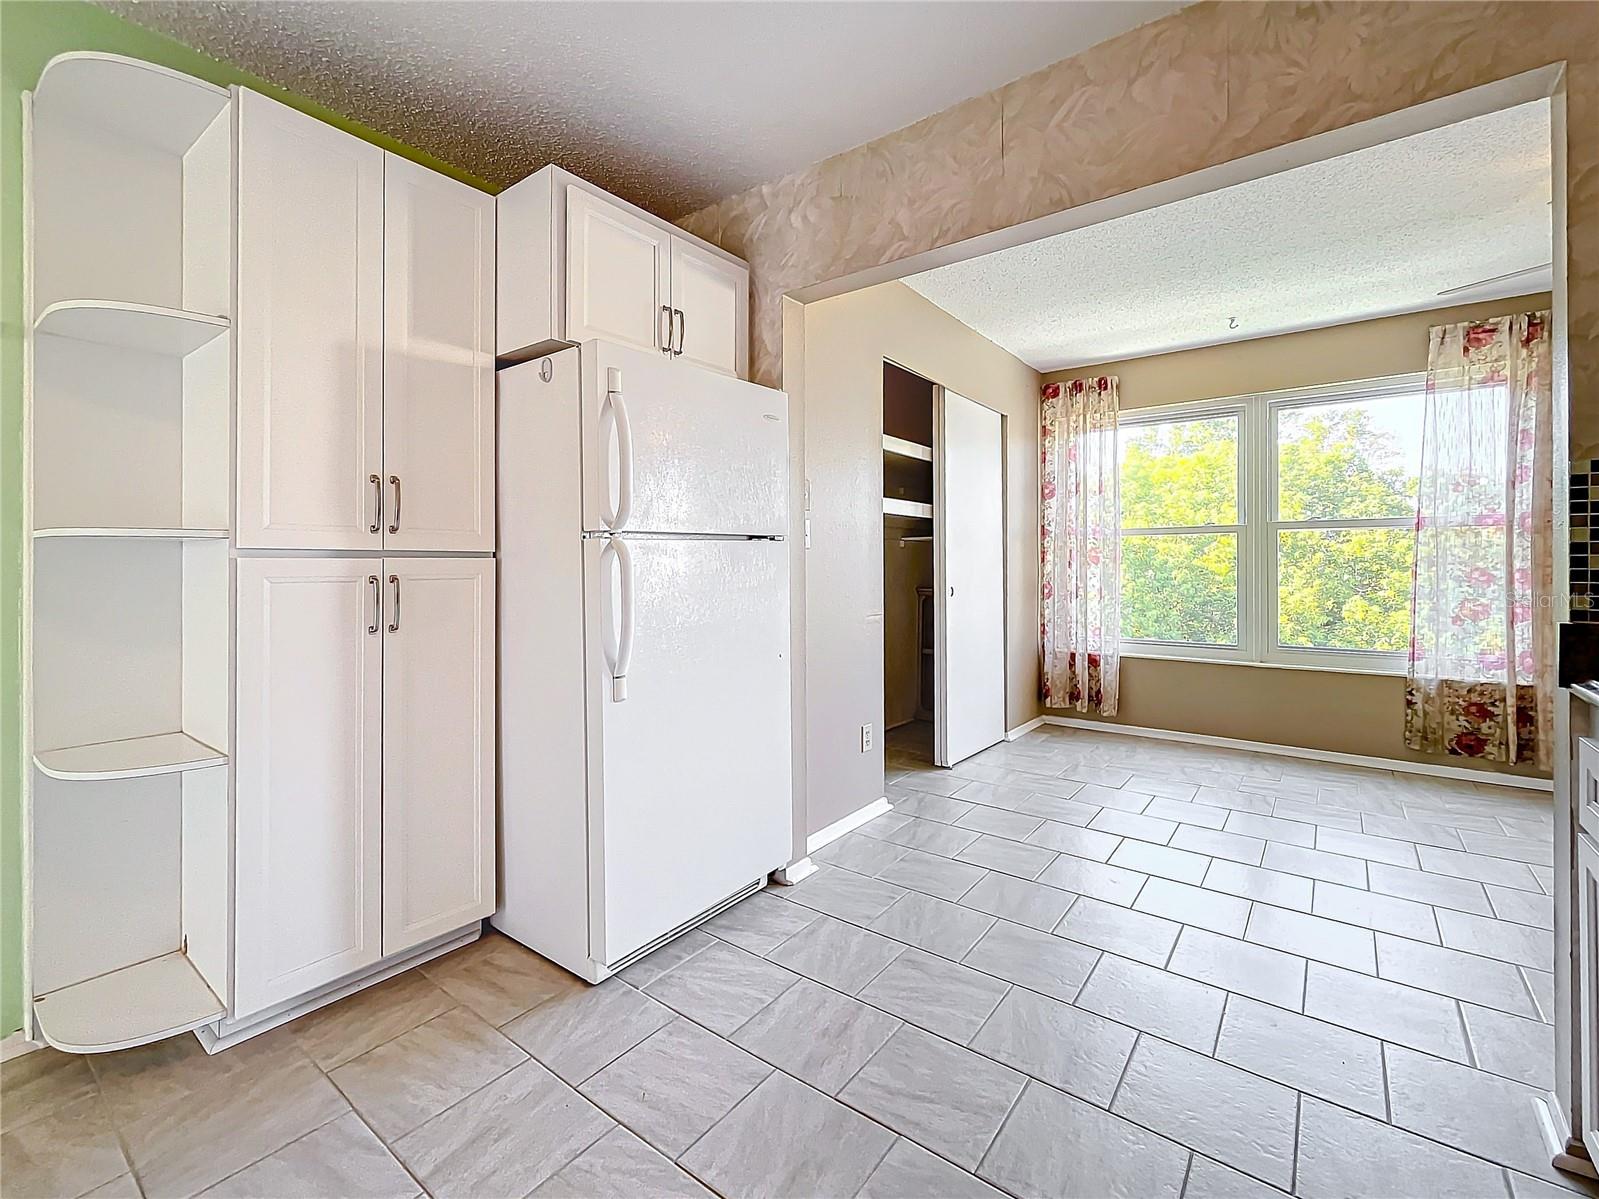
top-left (1117, 373), bottom-right (1425, 674)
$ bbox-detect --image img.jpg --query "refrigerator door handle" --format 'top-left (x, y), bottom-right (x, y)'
top-left (599, 367), bottom-right (634, 530)
top-left (600, 538), bottom-right (635, 702)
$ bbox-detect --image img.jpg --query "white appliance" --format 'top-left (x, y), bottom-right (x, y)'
top-left (495, 340), bottom-right (793, 982)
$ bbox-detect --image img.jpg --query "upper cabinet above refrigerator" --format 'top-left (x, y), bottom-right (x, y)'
top-left (497, 166), bottom-right (750, 380)
top-left (235, 90), bottom-right (495, 553)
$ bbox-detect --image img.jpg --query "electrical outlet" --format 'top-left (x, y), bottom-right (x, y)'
top-left (860, 723), bottom-right (874, 753)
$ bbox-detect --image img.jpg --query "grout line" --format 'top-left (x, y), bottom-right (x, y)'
top-left (1290, 1091), bottom-right (1304, 1194)
top-left (1177, 1152), bottom-right (1196, 1198)
top-left (1380, 1041), bottom-right (1393, 1123)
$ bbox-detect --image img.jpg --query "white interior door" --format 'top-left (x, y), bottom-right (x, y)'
top-left (586, 536), bottom-right (791, 965)
top-left (669, 235), bottom-right (747, 379)
top-left (236, 89), bottom-right (384, 550)
top-left (234, 557), bottom-right (383, 1018)
top-left (382, 557), bottom-right (496, 955)
top-left (579, 340), bottom-right (787, 536)
top-left (565, 185), bottom-right (669, 356)
top-left (383, 155), bottom-right (496, 553)
top-left (935, 388), bottom-right (1006, 767)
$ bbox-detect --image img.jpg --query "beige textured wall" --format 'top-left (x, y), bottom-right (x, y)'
top-left (803, 282), bottom-right (1040, 835)
top-left (678, 1), bottom-right (1594, 840)
top-left (1042, 296), bottom-right (1552, 779)
top-left (678, 1), bottom-right (1596, 455)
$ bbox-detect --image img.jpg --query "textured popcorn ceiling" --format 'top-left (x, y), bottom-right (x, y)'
top-left (904, 99), bottom-right (1553, 371)
top-left (100, 0), bottom-right (1184, 215)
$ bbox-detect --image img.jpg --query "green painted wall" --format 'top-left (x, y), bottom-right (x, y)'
top-left (0, 1), bottom-right (494, 1038)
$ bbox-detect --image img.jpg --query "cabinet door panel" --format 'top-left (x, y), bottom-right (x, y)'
top-left (382, 558), bottom-right (496, 955)
top-left (669, 236), bottom-right (747, 379)
top-left (1579, 738), bottom-right (1599, 842)
top-left (235, 557), bottom-right (383, 1017)
top-left (384, 156), bottom-right (496, 553)
top-left (237, 90), bottom-right (384, 550)
top-left (565, 185), bottom-right (668, 356)
top-left (1579, 833), bottom-right (1599, 1164)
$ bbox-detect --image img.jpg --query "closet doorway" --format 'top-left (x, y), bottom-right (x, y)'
top-left (882, 361), bottom-right (1006, 769)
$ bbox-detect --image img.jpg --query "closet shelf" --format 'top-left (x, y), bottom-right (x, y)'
top-left (33, 952), bottom-right (225, 1054)
top-left (34, 732), bottom-right (227, 782)
top-left (34, 52), bottom-right (229, 155)
top-left (884, 498), bottom-right (934, 519)
top-left (35, 300), bottom-right (229, 356)
top-left (34, 527), bottom-right (228, 541)
top-left (883, 435), bottom-right (933, 462)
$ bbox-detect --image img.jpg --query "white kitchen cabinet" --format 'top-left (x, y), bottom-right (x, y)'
top-left (565, 184), bottom-right (670, 357)
top-left (233, 557), bottom-right (384, 1018)
top-left (1579, 830), bottom-right (1599, 1163)
top-left (670, 235), bottom-right (748, 378)
top-left (383, 156), bottom-right (496, 553)
top-left (381, 558), bottom-right (496, 955)
top-left (497, 166), bottom-right (750, 378)
top-left (236, 88), bottom-right (384, 551)
top-left (1579, 737), bottom-right (1599, 843)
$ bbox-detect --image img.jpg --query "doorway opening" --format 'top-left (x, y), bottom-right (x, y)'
top-left (883, 362), bottom-right (937, 767)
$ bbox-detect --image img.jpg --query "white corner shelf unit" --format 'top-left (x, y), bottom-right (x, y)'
top-left (24, 52), bottom-right (233, 1054)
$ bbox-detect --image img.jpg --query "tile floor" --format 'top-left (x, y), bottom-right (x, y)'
top-left (5, 724), bottom-right (1598, 1199)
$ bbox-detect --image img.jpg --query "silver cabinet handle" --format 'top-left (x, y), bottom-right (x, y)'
top-left (368, 474), bottom-right (383, 534)
top-left (388, 475), bottom-right (401, 534)
top-left (659, 304), bottom-right (673, 355)
top-left (673, 308), bottom-right (685, 356)
top-left (367, 575), bottom-right (380, 635)
top-left (388, 573), bottom-right (401, 633)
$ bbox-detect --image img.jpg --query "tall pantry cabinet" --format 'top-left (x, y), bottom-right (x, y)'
top-left (22, 55), bottom-right (496, 1055)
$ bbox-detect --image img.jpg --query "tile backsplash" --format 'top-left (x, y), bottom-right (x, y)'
top-left (1574, 459), bottom-right (1595, 623)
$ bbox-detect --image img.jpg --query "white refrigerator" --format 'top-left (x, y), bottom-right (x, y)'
top-left (495, 340), bottom-right (793, 982)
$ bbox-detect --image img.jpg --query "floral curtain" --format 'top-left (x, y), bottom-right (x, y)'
top-left (1405, 311), bottom-right (1554, 767)
top-left (1041, 376), bottom-right (1120, 714)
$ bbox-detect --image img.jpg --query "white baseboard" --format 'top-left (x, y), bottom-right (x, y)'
top-left (806, 797), bottom-right (894, 855)
top-left (1006, 716), bottom-right (1046, 741)
top-left (1, 1030), bottom-right (44, 1062)
top-left (1035, 715), bottom-right (1553, 792)
top-left (771, 857), bottom-right (818, 886)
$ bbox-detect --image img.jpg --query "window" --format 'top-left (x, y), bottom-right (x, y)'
top-left (1117, 376), bottom-right (1425, 671)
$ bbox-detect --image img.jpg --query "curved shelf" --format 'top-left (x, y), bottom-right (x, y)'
top-left (34, 527), bottom-right (228, 541)
top-left (34, 952), bottom-right (225, 1054)
top-left (34, 52), bottom-right (228, 155)
top-left (35, 732), bottom-right (227, 782)
top-left (35, 300), bottom-right (229, 356)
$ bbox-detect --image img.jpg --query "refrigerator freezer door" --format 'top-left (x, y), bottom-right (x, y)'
top-left (584, 535), bottom-right (793, 966)
top-left (581, 340), bottom-right (788, 536)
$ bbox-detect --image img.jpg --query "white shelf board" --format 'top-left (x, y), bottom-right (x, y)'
top-left (34, 527), bottom-right (228, 541)
top-left (34, 732), bottom-right (227, 782)
top-left (33, 52), bottom-right (229, 155)
top-left (33, 952), bottom-right (225, 1054)
top-left (884, 498), bottom-right (934, 519)
top-left (883, 434), bottom-right (933, 462)
top-left (35, 300), bottom-right (229, 356)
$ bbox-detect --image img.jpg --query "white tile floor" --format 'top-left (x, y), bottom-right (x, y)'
top-left (4, 723), bottom-right (1596, 1198)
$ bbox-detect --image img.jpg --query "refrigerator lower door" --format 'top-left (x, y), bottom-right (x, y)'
top-left (580, 339), bottom-right (789, 537)
top-left (584, 535), bottom-right (792, 967)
